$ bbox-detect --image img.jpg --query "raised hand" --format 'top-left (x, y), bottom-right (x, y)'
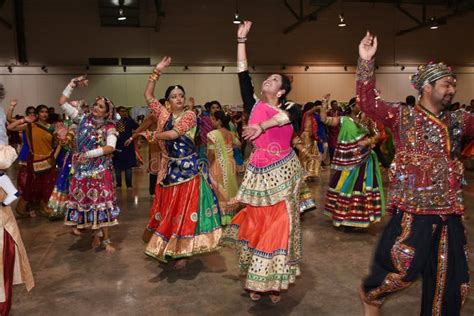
top-left (9, 99), bottom-right (17, 108)
top-left (322, 94), bottom-right (331, 101)
top-left (155, 56), bottom-right (172, 73)
top-left (359, 31), bottom-right (378, 61)
top-left (70, 75), bottom-right (88, 88)
top-left (237, 21), bottom-right (252, 39)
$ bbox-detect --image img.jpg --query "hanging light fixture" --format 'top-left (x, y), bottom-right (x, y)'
top-left (118, 8), bottom-right (127, 21)
top-left (233, 0), bottom-right (241, 24)
top-left (337, 0), bottom-right (346, 27)
top-left (429, 17), bottom-right (439, 30)
top-left (338, 14), bottom-right (346, 27)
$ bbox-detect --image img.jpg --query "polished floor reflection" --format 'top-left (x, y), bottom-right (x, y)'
top-left (9, 165), bottom-right (474, 315)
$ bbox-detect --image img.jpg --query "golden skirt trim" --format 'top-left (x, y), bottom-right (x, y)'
top-left (145, 228), bottom-right (222, 263)
top-left (64, 219), bottom-right (119, 230)
top-left (236, 153), bottom-right (302, 206)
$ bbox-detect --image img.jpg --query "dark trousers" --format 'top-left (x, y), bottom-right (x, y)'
top-left (362, 210), bottom-right (470, 315)
top-left (372, 144), bottom-right (390, 168)
top-left (115, 168), bottom-right (132, 188)
top-left (149, 173), bottom-right (158, 195)
top-left (328, 146), bottom-right (336, 162)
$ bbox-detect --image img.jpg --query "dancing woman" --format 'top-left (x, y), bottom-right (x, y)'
top-left (48, 115), bottom-right (76, 219)
top-left (220, 21), bottom-right (303, 303)
top-left (299, 102), bottom-right (322, 181)
top-left (141, 57), bottom-right (221, 269)
top-left (6, 102), bottom-right (37, 216)
top-left (59, 77), bottom-right (120, 253)
top-left (320, 97), bottom-right (385, 228)
top-left (207, 110), bottom-right (240, 224)
top-left (7, 104), bottom-right (57, 217)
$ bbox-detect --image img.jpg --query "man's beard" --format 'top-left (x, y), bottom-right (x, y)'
top-left (441, 95), bottom-right (453, 110)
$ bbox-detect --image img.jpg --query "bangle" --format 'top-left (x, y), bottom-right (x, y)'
top-left (62, 84), bottom-right (74, 98)
top-left (153, 68), bottom-right (161, 75)
top-left (146, 97), bottom-right (157, 105)
top-left (149, 73), bottom-right (159, 82)
top-left (258, 122), bottom-right (266, 132)
top-left (84, 147), bottom-right (104, 158)
top-left (237, 37), bottom-right (247, 43)
top-left (237, 60), bottom-right (248, 72)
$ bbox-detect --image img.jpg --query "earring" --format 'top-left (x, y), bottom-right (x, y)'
top-left (277, 93), bottom-right (281, 98)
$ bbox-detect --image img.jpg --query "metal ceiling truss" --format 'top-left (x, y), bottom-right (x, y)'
top-left (395, 0), bottom-right (474, 36)
top-left (283, 0), bottom-right (474, 35)
top-left (283, 0), bottom-right (337, 34)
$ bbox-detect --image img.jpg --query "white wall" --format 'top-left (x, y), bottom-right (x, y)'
top-left (0, 0), bottom-right (473, 66)
top-left (1, 65), bottom-right (473, 114)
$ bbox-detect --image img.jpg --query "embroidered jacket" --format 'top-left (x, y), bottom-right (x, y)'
top-left (356, 58), bottom-right (474, 215)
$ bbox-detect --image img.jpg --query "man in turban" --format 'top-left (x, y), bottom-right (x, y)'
top-left (356, 32), bottom-right (473, 316)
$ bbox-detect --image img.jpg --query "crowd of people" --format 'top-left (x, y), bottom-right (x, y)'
top-left (0, 22), bottom-right (473, 315)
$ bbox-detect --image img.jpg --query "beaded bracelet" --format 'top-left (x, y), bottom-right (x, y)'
top-left (237, 37), bottom-right (247, 43)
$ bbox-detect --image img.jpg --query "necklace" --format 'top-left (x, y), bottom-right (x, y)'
top-left (92, 116), bottom-right (105, 125)
top-left (172, 111), bottom-right (185, 122)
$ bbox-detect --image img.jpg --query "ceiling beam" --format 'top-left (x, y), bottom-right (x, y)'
top-left (283, 0), bottom-right (336, 34)
top-left (154, 0), bottom-right (165, 32)
top-left (0, 16), bottom-right (12, 29)
top-left (396, 7), bottom-right (473, 36)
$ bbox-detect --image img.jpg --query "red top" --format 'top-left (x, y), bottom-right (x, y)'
top-left (356, 58), bottom-right (474, 215)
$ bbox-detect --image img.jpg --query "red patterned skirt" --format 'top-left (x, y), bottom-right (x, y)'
top-left (144, 175), bottom-right (222, 262)
top-left (19, 163), bottom-right (57, 203)
top-left (65, 169), bottom-right (119, 229)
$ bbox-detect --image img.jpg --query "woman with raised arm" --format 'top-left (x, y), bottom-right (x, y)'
top-left (320, 96), bottom-right (385, 229)
top-left (7, 104), bottom-right (58, 217)
top-left (220, 21), bottom-right (303, 304)
top-left (140, 57), bottom-right (222, 269)
top-left (6, 103), bottom-right (37, 216)
top-left (125, 113), bottom-right (162, 196)
top-left (58, 77), bottom-right (120, 253)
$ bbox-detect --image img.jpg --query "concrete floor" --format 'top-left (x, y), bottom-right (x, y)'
top-left (8, 165), bottom-right (474, 316)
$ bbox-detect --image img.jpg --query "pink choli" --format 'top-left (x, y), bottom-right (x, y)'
top-left (248, 100), bottom-right (293, 168)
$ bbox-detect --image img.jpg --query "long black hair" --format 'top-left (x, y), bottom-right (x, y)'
top-left (302, 102), bottom-right (316, 114)
top-left (213, 110), bottom-right (231, 130)
top-left (36, 104), bottom-right (49, 113)
top-left (343, 97), bottom-right (357, 116)
top-left (278, 73), bottom-right (292, 104)
top-left (25, 106), bottom-right (36, 115)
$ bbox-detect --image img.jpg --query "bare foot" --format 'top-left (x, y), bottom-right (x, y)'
top-left (173, 258), bottom-right (188, 270)
top-left (269, 292), bottom-right (281, 304)
top-left (105, 243), bottom-right (116, 253)
top-left (92, 233), bottom-right (101, 248)
top-left (359, 286), bottom-right (380, 316)
top-left (249, 291), bottom-right (261, 301)
top-left (71, 228), bottom-right (82, 236)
